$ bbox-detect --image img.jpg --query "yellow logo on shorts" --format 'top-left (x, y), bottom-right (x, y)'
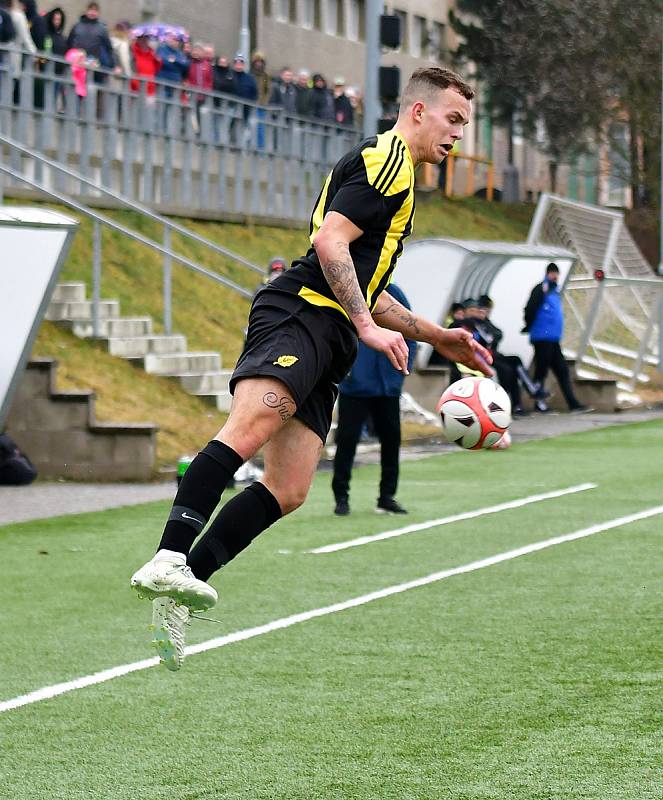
top-left (273, 355), bottom-right (299, 367)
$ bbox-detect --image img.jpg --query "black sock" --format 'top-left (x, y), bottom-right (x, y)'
top-left (157, 440), bottom-right (244, 556)
top-left (187, 482), bottom-right (282, 580)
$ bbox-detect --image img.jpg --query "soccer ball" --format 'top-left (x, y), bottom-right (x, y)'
top-left (489, 430), bottom-right (512, 450)
top-left (436, 377), bottom-right (511, 450)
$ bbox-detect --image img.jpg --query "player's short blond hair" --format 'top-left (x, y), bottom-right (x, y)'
top-left (401, 67), bottom-right (474, 109)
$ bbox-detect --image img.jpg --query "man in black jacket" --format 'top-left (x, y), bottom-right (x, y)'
top-left (67, 2), bottom-right (115, 80)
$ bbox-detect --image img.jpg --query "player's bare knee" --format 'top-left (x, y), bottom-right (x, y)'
top-left (269, 483), bottom-right (309, 516)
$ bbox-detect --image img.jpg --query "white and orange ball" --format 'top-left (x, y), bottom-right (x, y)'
top-left (436, 377), bottom-right (511, 450)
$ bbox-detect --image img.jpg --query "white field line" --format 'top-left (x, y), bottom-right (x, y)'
top-left (308, 483), bottom-right (598, 554)
top-left (2, 502), bottom-right (662, 715)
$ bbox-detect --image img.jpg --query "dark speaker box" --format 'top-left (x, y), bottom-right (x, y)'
top-left (380, 14), bottom-right (401, 49)
top-left (379, 66), bottom-right (400, 101)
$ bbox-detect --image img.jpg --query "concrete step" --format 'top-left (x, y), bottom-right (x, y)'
top-left (108, 334), bottom-right (187, 358)
top-left (195, 391), bottom-right (233, 412)
top-left (46, 299), bottom-right (121, 322)
top-left (144, 352), bottom-right (221, 375)
top-left (51, 282), bottom-right (87, 303)
top-left (179, 370), bottom-right (233, 394)
top-left (70, 317), bottom-right (154, 338)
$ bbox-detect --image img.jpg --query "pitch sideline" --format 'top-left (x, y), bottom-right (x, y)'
top-left (1, 502), bottom-right (661, 714)
top-left (308, 482), bottom-right (598, 554)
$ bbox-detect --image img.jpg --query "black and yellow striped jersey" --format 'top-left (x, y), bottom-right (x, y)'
top-left (271, 128), bottom-right (415, 327)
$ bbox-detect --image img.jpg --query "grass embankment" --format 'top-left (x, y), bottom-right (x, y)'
top-left (29, 196), bottom-right (533, 469)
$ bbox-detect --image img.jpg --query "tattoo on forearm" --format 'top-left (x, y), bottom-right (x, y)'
top-left (262, 392), bottom-right (295, 422)
top-left (374, 301), bottom-right (422, 335)
top-left (320, 244), bottom-right (368, 317)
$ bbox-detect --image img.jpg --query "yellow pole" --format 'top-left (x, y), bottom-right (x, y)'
top-left (486, 163), bottom-right (494, 202)
top-left (446, 153), bottom-right (455, 197)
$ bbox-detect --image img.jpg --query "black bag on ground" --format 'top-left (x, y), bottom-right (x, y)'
top-left (0, 433), bottom-right (37, 486)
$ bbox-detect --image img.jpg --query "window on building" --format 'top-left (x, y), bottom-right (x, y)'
top-left (325, 0), bottom-right (338, 34)
top-left (336, 0), bottom-right (345, 36)
top-left (264, 0), bottom-right (272, 16)
top-left (411, 15), bottom-right (427, 58)
top-left (429, 21), bottom-right (446, 61)
top-left (348, 0), bottom-right (366, 41)
top-left (302, 0), bottom-right (321, 29)
top-left (394, 10), bottom-right (408, 52)
top-left (275, 0), bottom-right (288, 22)
top-left (290, 0), bottom-right (298, 23)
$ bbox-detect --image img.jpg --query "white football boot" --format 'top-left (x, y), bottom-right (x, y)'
top-left (151, 597), bottom-right (189, 672)
top-left (130, 550), bottom-right (218, 611)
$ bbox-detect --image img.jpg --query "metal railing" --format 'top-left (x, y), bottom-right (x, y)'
top-left (565, 274), bottom-right (663, 392)
top-left (0, 158), bottom-right (256, 338)
top-left (0, 45), bottom-right (361, 221)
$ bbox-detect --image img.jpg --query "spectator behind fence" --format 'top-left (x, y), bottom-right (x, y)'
top-left (333, 76), bottom-right (354, 126)
top-left (311, 72), bottom-right (334, 121)
top-left (110, 20), bottom-right (132, 77)
top-left (0, 4), bottom-right (15, 55)
top-left (294, 68), bottom-right (312, 117)
top-left (268, 66), bottom-right (297, 113)
top-left (185, 40), bottom-right (212, 131)
top-left (0, 432), bottom-right (37, 486)
top-left (67, 1), bottom-right (115, 82)
top-left (231, 52), bottom-right (256, 115)
top-left (1, 0), bottom-right (36, 97)
top-left (31, 6), bottom-right (67, 109)
top-left (130, 33), bottom-right (161, 97)
top-left (156, 32), bottom-right (189, 94)
top-left (65, 45), bottom-right (87, 103)
top-left (346, 84), bottom-right (363, 130)
top-left (212, 54), bottom-right (235, 96)
top-left (250, 49), bottom-right (270, 104)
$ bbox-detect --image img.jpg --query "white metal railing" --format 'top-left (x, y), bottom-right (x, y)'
top-left (0, 45), bottom-right (360, 221)
top-left (0, 158), bottom-right (256, 339)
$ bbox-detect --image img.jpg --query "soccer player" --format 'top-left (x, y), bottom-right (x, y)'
top-left (131, 67), bottom-right (493, 670)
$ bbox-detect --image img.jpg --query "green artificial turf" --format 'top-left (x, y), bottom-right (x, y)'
top-left (1, 420), bottom-right (662, 799)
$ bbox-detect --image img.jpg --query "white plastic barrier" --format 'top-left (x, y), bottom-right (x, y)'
top-left (393, 238), bottom-right (576, 368)
top-left (0, 206), bottom-right (78, 427)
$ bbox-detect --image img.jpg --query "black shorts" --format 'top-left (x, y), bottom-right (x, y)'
top-left (230, 289), bottom-right (358, 442)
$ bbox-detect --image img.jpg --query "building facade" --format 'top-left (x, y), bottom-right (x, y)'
top-left (51, 0), bottom-right (620, 206)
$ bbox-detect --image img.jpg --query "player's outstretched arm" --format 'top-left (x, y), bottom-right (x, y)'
top-left (313, 212), bottom-right (410, 373)
top-left (372, 291), bottom-right (494, 377)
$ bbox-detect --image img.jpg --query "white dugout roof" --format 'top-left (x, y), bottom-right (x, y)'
top-left (393, 239), bottom-right (576, 369)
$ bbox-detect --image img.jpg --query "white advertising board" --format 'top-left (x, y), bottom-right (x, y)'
top-left (0, 207), bottom-right (78, 428)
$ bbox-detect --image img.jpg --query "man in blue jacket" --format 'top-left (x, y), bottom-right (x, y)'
top-left (523, 263), bottom-right (589, 413)
top-left (332, 284), bottom-right (417, 515)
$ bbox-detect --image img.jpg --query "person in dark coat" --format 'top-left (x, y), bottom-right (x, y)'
top-left (332, 76), bottom-right (354, 126)
top-left (268, 67), bottom-right (297, 113)
top-left (332, 283), bottom-right (417, 516)
top-left (310, 73), bottom-right (334, 122)
top-left (67, 1), bottom-right (115, 85)
top-left (212, 55), bottom-right (236, 96)
top-left (294, 68), bottom-right (312, 117)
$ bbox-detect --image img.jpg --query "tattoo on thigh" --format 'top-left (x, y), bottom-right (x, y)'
top-left (262, 392), bottom-right (295, 421)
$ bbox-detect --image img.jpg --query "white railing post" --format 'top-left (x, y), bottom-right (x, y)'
top-left (92, 220), bottom-right (102, 338)
top-left (163, 225), bottom-right (172, 335)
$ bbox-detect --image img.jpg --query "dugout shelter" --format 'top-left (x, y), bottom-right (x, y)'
top-left (393, 239), bottom-right (576, 369)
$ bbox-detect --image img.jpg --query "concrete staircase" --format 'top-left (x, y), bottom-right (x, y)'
top-left (5, 359), bottom-right (157, 480)
top-left (47, 282), bottom-right (234, 411)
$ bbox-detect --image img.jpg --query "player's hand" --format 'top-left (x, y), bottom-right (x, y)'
top-left (359, 323), bottom-right (410, 374)
top-left (434, 328), bottom-right (494, 377)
